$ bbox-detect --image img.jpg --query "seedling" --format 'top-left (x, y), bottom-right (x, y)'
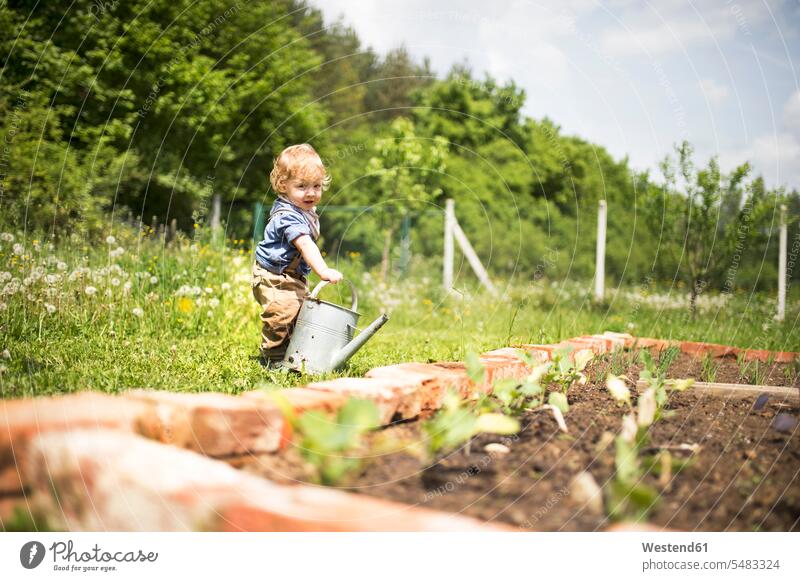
top-left (637, 349), bottom-right (693, 414)
top-left (655, 345), bottom-right (680, 377)
top-left (465, 351), bottom-right (486, 387)
top-left (275, 395), bottom-right (381, 485)
top-left (748, 360), bottom-right (767, 385)
top-left (491, 374), bottom-right (546, 414)
top-left (607, 349), bottom-right (636, 378)
top-left (421, 390), bottom-right (519, 460)
top-left (550, 347), bottom-right (593, 395)
top-left (700, 353), bottom-right (720, 383)
top-left (736, 352), bottom-right (752, 383)
top-left (784, 361), bottom-right (799, 384)
top-left (604, 372), bottom-right (694, 521)
top-left (513, 346), bottom-right (594, 415)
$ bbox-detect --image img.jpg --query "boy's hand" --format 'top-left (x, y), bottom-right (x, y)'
top-left (321, 268), bottom-right (343, 283)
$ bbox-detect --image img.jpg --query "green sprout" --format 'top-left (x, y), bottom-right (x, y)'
top-left (421, 390), bottom-right (519, 460)
top-left (511, 346), bottom-right (594, 415)
top-left (748, 360), bottom-right (767, 385)
top-left (275, 395), bottom-right (381, 486)
top-left (604, 372), bottom-right (694, 521)
top-left (736, 352), bottom-right (752, 383)
top-left (655, 345), bottom-right (681, 377)
top-left (700, 353), bottom-right (720, 383)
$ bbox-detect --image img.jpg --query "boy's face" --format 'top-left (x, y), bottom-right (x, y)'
top-left (283, 177), bottom-right (322, 210)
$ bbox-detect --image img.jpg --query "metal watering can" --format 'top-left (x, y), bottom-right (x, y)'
top-left (282, 279), bottom-right (389, 373)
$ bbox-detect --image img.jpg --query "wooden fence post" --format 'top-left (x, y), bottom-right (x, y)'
top-left (778, 204), bottom-right (787, 322)
top-left (595, 199), bottom-right (607, 302)
top-left (443, 199), bottom-right (454, 292)
top-left (167, 218), bottom-right (177, 244)
top-left (210, 194), bottom-right (221, 230)
top-left (400, 213), bottom-right (411, 275)
top-left (452, 219), bottom-right (498, 296)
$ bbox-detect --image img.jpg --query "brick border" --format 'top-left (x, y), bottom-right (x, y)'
top-left (1, 332), bottom-right (796, 531)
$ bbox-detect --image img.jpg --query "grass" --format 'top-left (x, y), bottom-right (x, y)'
top-left (700, 353), bottom-right (721, 383)
top-left (1, 222), bottom-right (799, 399)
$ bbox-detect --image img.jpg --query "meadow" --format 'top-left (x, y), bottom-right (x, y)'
top-left (1, 222), bottom-right (797, 400)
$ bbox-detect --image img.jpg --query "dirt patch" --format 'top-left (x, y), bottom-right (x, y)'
top-left (602, 349), bottom-right (799, 387)
top-left (236, 351), bottom-right (800, 531)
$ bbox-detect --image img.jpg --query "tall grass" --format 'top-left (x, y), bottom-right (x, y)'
top-left (1, 222), bottom-right (797, 399)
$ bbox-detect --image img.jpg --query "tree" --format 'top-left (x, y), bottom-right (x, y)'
top-left (643, 141), bottom-right (768, 314)
top-left (286, 4), bottom-right (376, 122)
top-left (365, 47), bottom-right (435, 121)
top-left (367, 117), bottom-right (447, 278)
top-left (0, 0), bottom-right (328, 234)
top-left (412, 65), bottom-right (527, 150)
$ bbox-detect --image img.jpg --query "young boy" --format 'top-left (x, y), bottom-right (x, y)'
top-left (252, 144), bottom-right (343, 366)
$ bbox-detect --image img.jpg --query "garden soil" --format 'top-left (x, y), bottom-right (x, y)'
top-left (234, 351), bottom-right (800, 531)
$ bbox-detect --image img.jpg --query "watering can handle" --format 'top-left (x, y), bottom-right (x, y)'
top-left (309, 279), bottom-right (358, 312)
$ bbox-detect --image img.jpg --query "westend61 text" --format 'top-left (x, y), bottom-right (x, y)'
top-left (642, 542), bottom-right (708, 553)
top-left (50, 541), bottom-right (158, 563)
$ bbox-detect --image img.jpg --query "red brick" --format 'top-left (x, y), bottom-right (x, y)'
top-left (241, 388), bottom-right (348, 414)
top-left (512, 345), bottom-right (555, 362)
top-left (772, 351), bottom-right (798, 363)
top-left (680, 341), bottom-right (737, 358)
top-left (219, 485), bottom-right (514, 532)
top-left (559, 338), bottom-right (605, 355)
top-left (479, 354), bottom-right (531, 385)
top-left (304, 377), bottom-right (422, 423)
top-left (365, 362), bottom-right (472, 415)
top-left (576, 335), bottom-right (616, 353)
top-left (735, 349), bottom-right (797, 363)
top-left (429, 361), bottom-right (482, 396)
top-left (24, 429), bottom-right (260, 531)
top-left (601, 331), bottom-right (636, 348)
top-left (24, 429), bottom-right (508, 532)
top-left (482, 347), bottom-right (527, 359)
top-left (632, 337), bottom-right (679, 352)
top-left (585, 334), bottom-right (629, 352)
top-left (740, 349), bottom-right (773, 363)
top-left (126, 390), bottom-right (286, 457)
top-left (0, 393), bottom-right (147, 494)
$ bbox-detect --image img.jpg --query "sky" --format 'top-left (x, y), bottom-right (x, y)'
top-left (312, 0), bottom-right (800, 191)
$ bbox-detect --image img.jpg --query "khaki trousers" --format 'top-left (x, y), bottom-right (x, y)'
top-left (251, 262), bottom-right (307, 358)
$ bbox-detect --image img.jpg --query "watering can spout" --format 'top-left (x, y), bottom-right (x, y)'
top-left (330, 313), bottom-right (389, 370)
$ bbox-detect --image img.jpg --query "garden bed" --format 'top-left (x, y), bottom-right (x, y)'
top-left (625, 350), bottom-right (798, 387)
top-left (236, 349), bottom-right (800, 532)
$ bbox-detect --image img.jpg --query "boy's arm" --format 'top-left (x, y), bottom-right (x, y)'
top-left (293, 235), bottom-right (343, 283)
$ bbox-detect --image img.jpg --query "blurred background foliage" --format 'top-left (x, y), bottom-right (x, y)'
top-left (1, 0), bottom-right (797, 292)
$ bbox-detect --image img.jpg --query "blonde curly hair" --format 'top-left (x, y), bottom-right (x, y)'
top-left (269, 143), bottom-right (331, 194)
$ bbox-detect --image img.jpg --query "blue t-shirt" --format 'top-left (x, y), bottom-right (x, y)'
top-left (254, 199), bottom-right (316, 277)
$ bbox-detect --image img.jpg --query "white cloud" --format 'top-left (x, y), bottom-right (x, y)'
top-left (719, 89), bottom-right (800, 189)
top-left (699, 78), bottom-right (729, 106)
top-left (477, 3), bottom-right (578, 89)
top-left (599, 0), bottom-right (784, 56)
top-left (783, 89), bottom-right (800, 135)
top-left (750, 132), bottom-right (800, 170)
top-left (721, 131), bottom-right (800, 189)
top-left (312, 0), bottom-right (800, 190)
